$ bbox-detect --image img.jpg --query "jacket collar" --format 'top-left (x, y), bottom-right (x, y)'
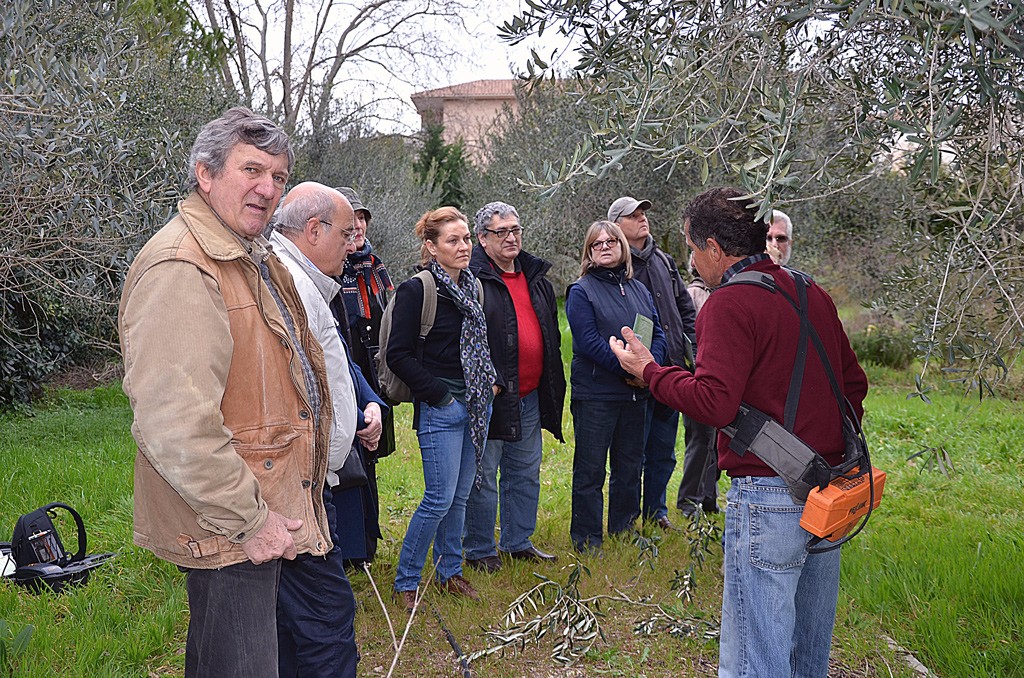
top-left (590, 264), bottom-right (628, 284)
top-left (470, 246), bottom-right (551, 281)
top-left (268, 231), bottom-right (342, 303)
top-left (177, 192), bottom-right (272, 264)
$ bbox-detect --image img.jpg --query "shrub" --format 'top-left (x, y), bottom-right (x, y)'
top-left (848, 316), bottom-right (916, 370)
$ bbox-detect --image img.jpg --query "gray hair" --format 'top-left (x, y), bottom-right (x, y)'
top-left (275, 189), bottom-right (336, 235)
top-left (186, 107), bottom-right (293, 191)
top-left (771, 209), bottom-right (793, 238)
top-left (473, 201), bottom-right (519, 234)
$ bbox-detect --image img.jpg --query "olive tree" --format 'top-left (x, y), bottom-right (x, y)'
top-left (0, 0), bottom-right (226, 405)
top-left (463, 82), bottom-right (710, 288)
top-left (500, 0), bottom-right (1024, 393)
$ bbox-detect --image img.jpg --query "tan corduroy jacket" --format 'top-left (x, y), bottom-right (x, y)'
top-left (118, 193), bottom-right (333, 569)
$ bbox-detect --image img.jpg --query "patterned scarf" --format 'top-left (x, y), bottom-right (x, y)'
top-left (429, 259), bottom-right (496, 485)
top-left (341, 239), bottom-right (393, 321)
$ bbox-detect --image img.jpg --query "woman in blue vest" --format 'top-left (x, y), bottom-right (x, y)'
top-left (566, 220), bottom-right (667, 553)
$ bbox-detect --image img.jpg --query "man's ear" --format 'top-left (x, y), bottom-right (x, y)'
top-left (305, 218), bottom-right (321, 245)
top-left (195, 162), bottom-right (214, 193)
top-left (706, 237), bottom-right (723, 261)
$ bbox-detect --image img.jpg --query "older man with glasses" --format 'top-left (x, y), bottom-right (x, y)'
top-left (463, 201), bottom-right (566, 573)
top-left (269, 182), bottom-right (385, 677)
top-left (767, 209), bottom-right (794, 266)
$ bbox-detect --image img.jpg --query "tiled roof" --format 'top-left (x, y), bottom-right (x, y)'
top-left (411, 79), bottom-right (517, 101)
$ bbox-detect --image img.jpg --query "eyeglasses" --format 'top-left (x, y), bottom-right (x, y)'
top-left (590, 237), bottom-right (620, 250)
top-left (767, 235), bottom-right (789, 243)
top-left (484, 226), bottom-right (523, 239)
top-left (320, 220), bottom-right (358, 243)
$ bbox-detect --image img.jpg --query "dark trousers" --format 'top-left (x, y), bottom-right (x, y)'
top-left (332, 449), bottom-right (381, 566)
top-left (184, 559), bottom-right (281, 678)
top-left (641, 398), bottom-right (679, 520)
top-left (277, 487), bottom-right (358, 678)
top-left (570, 399), bottom-right (648, 552)
top-left (677, 413), bottom-right (720, 514)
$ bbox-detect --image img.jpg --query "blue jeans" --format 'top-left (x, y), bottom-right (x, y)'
top-left (570, 399), bottom-right (647, 552)
top-left (464, 391), bottom-right (543, 557)
top-left (277, 486), bottom-right (357, 677)
top-left (720, 476), bottom-right (841, 678)
top-left (394, 399), bottom-right (480, 592)
top-left (184, 560), bottom-right (280, 678)
top-left (641, 398), bottom-right (679, 520)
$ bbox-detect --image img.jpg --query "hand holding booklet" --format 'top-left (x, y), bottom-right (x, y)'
top-left (632, 313), bottom-right (654, 349)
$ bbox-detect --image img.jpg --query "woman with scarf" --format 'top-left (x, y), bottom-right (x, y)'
top-left (331, 187), bottom-right (395, 569)
top-left (388, 206), bottom-right (497, 612)
top-left (565, 220), bottom-right (666, 554)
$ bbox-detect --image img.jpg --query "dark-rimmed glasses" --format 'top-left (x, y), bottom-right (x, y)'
top-left (484, 225), bottom-right (523, 239)
top-left (590, 237), bottom-right (620, 251)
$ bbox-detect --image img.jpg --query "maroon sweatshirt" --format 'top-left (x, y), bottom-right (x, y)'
top-left (642, 259), bottom-right (868, 477)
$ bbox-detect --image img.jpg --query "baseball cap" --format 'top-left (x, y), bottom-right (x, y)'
top-left (607, 196), bottom-right (652, 223)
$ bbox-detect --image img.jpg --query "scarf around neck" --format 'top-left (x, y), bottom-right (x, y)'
top-left (429, 258), bottom-right (496, 485)
top-left (341, 239), bottom-right (393, 321)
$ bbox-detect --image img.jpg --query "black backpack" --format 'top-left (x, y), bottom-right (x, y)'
top-left (3, 502), bottom-right (115, 593)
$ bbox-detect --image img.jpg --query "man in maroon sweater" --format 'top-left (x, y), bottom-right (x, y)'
top-left (609, 187), bottom-right (867, 678)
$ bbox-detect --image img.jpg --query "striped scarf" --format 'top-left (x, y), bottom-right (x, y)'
top-left (341, 240), bottom-right (393, 321)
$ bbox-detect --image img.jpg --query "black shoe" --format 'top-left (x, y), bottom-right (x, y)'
top-left (504, 545), bottom-right (558, 563)
top-left (465, 555), bottom-right (502, 573)
top-left (655, 515), bottom-right (675, 530)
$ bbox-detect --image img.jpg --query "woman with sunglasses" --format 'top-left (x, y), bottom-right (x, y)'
top-left (565, 220), bottom-right (666, 553)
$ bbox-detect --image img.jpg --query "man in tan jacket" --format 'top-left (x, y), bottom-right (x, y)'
top-left (119, 107), bottom-right (332, 677)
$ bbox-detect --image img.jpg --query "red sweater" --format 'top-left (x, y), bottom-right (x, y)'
top-left (642, 260), bottom-right (868, 477)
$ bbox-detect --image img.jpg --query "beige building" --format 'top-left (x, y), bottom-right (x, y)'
top-left (411, 79), bottom-right (519, 165)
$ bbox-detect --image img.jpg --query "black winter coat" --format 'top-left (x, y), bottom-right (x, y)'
top-left (630, 236), bottom-right (697, 369)
top-left (470, 247), bottom-right (566, 442)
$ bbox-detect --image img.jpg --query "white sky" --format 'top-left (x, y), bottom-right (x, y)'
top-left (379, 0), bottom-right (575, 132)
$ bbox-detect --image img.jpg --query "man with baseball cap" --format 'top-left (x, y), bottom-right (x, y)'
top-left (608, 196), bottom-right (697, 530)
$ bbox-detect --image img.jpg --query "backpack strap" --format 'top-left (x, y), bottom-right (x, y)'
top-left (414, 270), bottom-right (437, 339)
top-left (653, 248), bottom-right (684, 300)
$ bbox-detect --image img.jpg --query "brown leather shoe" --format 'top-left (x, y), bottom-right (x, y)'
top-left (393, 589), bottom-right (417, 613)
top-left (437, 574), bottom-right (479, 600)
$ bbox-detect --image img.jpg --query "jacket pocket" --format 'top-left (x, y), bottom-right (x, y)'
top-left (231, 425), bottom-right (300, 459)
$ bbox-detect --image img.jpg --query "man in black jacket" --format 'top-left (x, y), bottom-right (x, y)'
top-left (464, 201), bottom-right (566, 573)
top-left (608, 196), bottom-right (697, 530)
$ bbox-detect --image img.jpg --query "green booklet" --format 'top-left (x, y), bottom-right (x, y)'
top-left (632, 313), bottom-right (654, 349)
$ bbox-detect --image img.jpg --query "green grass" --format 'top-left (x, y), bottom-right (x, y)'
top-left (1, 374), bottom-right (1022, 676)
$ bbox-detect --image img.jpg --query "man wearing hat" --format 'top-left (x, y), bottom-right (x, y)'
top-left (331, 186), bottom-right (396, 568)
top-left (608, 196), bottom-right (697, 529)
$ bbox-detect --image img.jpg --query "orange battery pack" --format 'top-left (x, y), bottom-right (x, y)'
top-left (800, 467), bottom-right (885, 541)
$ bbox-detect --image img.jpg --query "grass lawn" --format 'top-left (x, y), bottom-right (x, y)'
top-left (1, 366), bottom-right (1021, 676)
